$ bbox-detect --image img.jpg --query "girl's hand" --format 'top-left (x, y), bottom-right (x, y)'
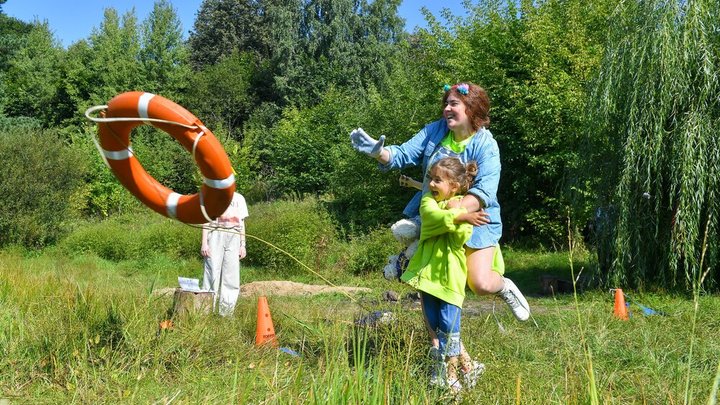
top-left (455, 210), bottom-right (490, 226)
top-left (201, 244), bottom-right (211, 257)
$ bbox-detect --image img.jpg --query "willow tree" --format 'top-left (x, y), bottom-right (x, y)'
top-left (584, 0), bottom-right (719, 290)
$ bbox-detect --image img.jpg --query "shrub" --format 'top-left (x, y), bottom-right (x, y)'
top-left (0, 115), bottom-right (42, 132)
top-left (0, 128), bottom-right (86, 248)
top-left (244, 197), bottom-right (337, 276)
top-left (341, 227), bottom-right (399, 276)
top-left (58, 212), bottom-right (198, 262)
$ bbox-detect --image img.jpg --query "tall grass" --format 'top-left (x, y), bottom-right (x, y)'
top-left (2, 202), bottom-right (719, 403)
top-left (3, 246), bottom-right (719, 403)
top-left (567, 216), bottom-right (599, 404)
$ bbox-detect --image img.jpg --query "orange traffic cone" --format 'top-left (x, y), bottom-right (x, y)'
top-left (613, 289), bottom-right (629, 320)
top-left (255, 296), bottom-right (278, 346)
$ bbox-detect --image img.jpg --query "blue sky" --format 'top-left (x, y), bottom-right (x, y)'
top-left (3, 0), bottom-right (468, 48)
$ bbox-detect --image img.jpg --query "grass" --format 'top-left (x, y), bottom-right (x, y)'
top-left (1, 247), bottom-right (719, 404)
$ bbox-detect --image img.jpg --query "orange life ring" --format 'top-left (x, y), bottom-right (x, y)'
top-left (97, 91), bottom-right (235, 224)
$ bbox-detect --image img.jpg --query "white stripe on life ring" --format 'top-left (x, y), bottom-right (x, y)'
top-left (204, 174), bottom-right (235, 189)
top-left (102, 147), bottom-right (134, 160)
top-left (166, 192), bottom-right (182, 219)
top-left (138, 93), bottom-right (155, 120)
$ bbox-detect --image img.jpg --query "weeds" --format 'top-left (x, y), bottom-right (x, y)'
top-left (1, 245), bottom-right (718, 403)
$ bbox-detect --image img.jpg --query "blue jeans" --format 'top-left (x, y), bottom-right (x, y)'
top-left (421, 293), bottom-right (462, 356)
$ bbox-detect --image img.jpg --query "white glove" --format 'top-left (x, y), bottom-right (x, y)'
top-left (350, 128), bottom-right (385, 158)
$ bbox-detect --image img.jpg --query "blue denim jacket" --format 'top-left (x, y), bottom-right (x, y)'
top-left (380, 119), bottom-right (502, 248)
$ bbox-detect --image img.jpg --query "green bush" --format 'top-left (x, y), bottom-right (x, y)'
top-left (58, 212), bottom-right (198, 262)
top-left (244, 197), bottom-right (337, 275)
top-left (0, 128), bottom-right (87, 248)
top-left (340, 227), bottom-right (399, 276)
top-left (0, 115), bottom-right (42, 132)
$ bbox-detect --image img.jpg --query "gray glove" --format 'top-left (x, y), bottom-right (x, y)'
top-left (350, 128), bottom-right (385, 158)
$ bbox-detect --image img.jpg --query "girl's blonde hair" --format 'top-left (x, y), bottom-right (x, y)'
top-left (431, 157), bottom-right (478, 195)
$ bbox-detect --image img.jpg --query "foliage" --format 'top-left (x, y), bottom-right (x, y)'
top-left (138, 0), bottom-right (191, 100)
top-left (0, 11), bottom-right (32, 75)
top-left (0, 115), bottom-right (42, 131)
top-left (282, 0), bottom-right (405, 106)
top-left (181, 50), bottom-right (258, 141)
top-left (57, 212), bottom-right (199, 261)
top-left (244, 197), bottom-right (337, 275)
top-left (188, 0), bottom-right (270, 69)
top-left (0, 128), bottom-right (86, 248)
top-left (243, 78), bottom-right (430, 232)
top-left (85, 9), bottom-right (143, 109)
top-left (0, 20), bottom-right (64, 126)
top-left (580, 0), bottom-right (720, 290)
top-left (339, 227), bottom-right (398, 276)
top-left (189, 0), bottom-right (405, 108)
top-left (263, 87), bottom-right (355, 196)
top-left (410, 0), bottom-right (613, 247)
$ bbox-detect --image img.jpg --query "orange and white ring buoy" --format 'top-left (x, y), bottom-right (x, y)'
top-left (96, 91), bottom-right (235, 224)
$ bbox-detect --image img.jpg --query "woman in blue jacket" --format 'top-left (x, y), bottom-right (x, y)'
top-left (350, 82), bottom-right (530, 321)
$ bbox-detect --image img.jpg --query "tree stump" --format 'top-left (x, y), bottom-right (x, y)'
top-left (172, 288), bottom-right (214, 317)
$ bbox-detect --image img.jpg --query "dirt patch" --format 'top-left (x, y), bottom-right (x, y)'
top-left (241, 280), bottom-right (371, 297)
top-left (153, 281), bottom-right (371, 298)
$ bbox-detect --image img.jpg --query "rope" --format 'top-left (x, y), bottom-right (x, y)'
top-left (187, 223), bottom-right (369, 308)
top-left (84, 105), bottom-right (198, 129)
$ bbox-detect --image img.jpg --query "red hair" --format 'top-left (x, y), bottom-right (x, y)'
top-left (442, 82), bottom-right (491, 130)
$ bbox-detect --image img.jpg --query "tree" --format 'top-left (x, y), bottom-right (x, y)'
top-left (182, 51), bottom-right (257, 141)
top-left (1, 20), bottom-right (64, 126)
top-left (284, 0), bottom-right (404, 106)
top-left (188, 0), bottom-right (268, 69)
top-left (188, 0), bottom-right (405, 107)
top-left (87, 8), bottom-right (143, 106)
top-left (581, 0), bottom-right (720, 290)
top-left (0, 12), bottom-right (33, 75)
top-left (139, 0), bottom-right (191, 99)
top-left (56, 8), bottom-right (143, 128)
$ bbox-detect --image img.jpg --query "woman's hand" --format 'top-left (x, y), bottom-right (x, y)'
top-left (350, 128), bottom-right (385, 158)
top-left (446, 199), bottom-right (461, 209)
top-left (201, 244), bottom-right (210, 257)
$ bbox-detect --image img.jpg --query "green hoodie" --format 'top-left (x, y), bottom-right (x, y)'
top-left (401, 194), bottom-right (473, 307)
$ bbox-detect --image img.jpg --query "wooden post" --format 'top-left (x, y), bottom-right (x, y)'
top-left (172, 288), bottom-right (214, 317)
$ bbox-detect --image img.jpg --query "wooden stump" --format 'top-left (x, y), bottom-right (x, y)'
top-left (172, 288), bottom-right (214, 317)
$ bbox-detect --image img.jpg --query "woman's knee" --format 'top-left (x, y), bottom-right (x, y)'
top-left (466, 247), bottom-right (504, 294)
top-left (467, 272), bottom-right (501, 294)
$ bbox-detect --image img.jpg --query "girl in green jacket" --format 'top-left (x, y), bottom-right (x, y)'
top-left (401, 157), bottom-right (486, 392)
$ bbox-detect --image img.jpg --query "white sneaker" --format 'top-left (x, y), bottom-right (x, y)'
top-left (498, 277), bottom-right (530, 321)
top-left (461, 360), bottom-right (485, 388)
